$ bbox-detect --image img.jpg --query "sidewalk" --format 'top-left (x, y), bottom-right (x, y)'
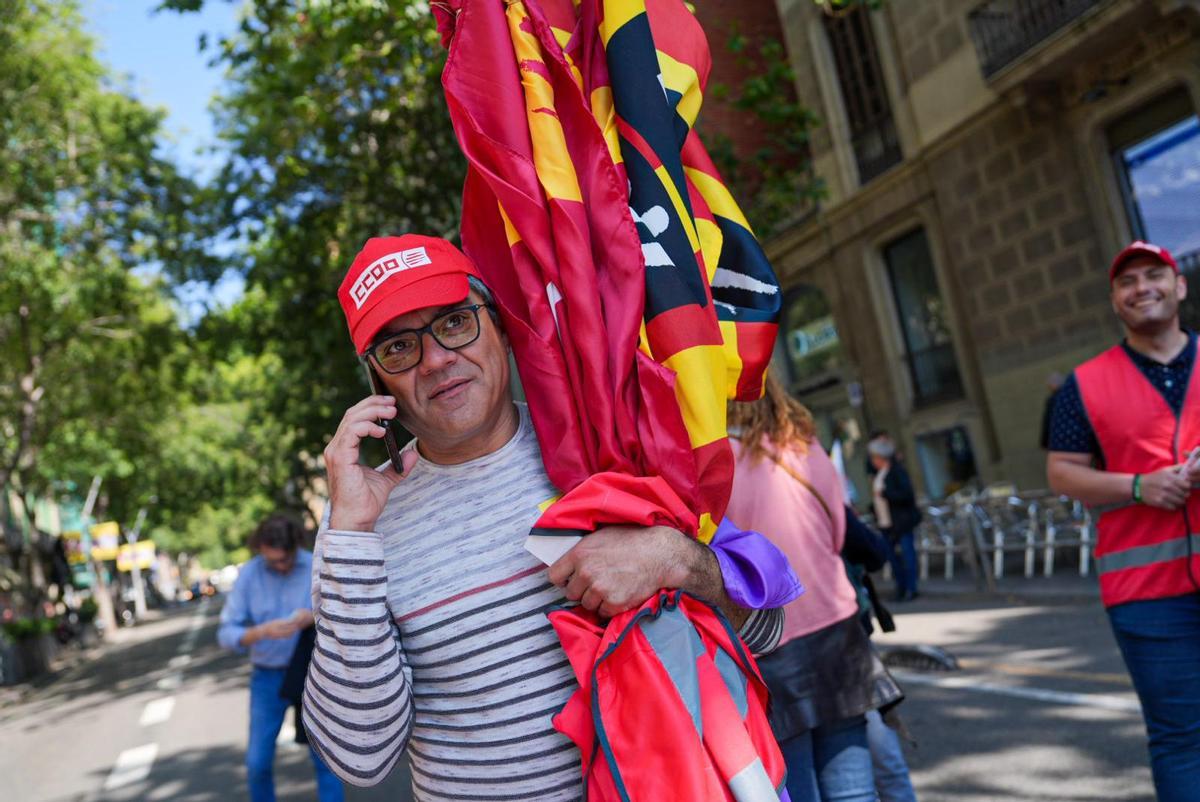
top-left (0, 602), bottom-right (194, 710)
top-left (876, 570), bottom-right (1102, 606)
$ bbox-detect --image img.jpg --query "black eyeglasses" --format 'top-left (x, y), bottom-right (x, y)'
top-left (366, 304), bottom-right (492, 374)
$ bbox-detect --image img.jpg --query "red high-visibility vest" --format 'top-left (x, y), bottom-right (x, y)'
top-left (1075, 343), bottom-right (1200, 607)
top-left (549, 590), bottom-right (789, 801)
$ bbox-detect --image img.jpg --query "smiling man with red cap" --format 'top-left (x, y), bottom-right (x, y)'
top-left (301, 234), bottom-right (794, 800)
top-left (1047, 239), bottom-right (1200, 801)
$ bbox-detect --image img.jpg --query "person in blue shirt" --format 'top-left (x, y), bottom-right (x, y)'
top-left (218, 514), bottom-right (343, 802)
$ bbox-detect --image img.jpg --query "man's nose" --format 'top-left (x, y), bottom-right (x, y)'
top-left (419, 331), bottom-right (458, 372)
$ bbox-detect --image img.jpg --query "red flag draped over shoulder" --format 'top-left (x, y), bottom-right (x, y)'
top-left (434, 1), bottom-right (787, 798)
top-left (435, 0), bottom-right (780, 544)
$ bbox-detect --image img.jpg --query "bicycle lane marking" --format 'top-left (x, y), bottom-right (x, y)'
top-left (103, 744), bottom-right (159, 791)
top-left (99, 600), bottom-right (211, 795)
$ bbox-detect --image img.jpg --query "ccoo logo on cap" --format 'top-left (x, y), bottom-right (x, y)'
top-left (338, 234), bottom-right (483, 354)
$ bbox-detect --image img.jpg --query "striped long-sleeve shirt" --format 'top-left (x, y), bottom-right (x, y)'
top-left (304, 404), bottom-right (782, 800)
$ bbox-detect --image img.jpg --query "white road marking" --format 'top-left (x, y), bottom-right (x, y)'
top-left (139, 697), bottom-right (176, 727)
top-left (103, 743), bottom-right (159, 790)
top-left (893, 670), bottom-right (1143, 714)
top-left (156, 673), bottom-right (182, 691)
top-left (168, 654), bottom-right (191, 669)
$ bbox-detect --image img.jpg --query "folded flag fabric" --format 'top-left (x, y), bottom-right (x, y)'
top-left (436, 0), bottom-right (780, 544)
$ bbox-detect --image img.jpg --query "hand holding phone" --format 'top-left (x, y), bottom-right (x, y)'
top-left (324, 394), bottom-right (417, 532)
top-left (1180, 446), bottom-right (1200, 486)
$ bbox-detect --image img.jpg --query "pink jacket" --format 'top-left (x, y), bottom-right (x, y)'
top-left (726, 436), bottom-right (859, 642)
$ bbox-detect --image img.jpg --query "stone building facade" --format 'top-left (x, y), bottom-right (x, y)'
top-left (740, 0), bottom-right (1200, 503)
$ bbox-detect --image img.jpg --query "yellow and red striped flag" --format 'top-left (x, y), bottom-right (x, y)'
top-left (436, 0), bottom-right (781, 544)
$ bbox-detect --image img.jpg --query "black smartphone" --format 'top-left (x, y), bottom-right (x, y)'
top-left (361, 361), bottom-right (406, 474)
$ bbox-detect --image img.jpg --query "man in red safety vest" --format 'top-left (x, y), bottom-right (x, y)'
top-left (1047, 240), bottom-right (1200, 802)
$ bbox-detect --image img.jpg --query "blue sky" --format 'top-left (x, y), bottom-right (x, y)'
top-left (85, 0), bottom-right (245, 314)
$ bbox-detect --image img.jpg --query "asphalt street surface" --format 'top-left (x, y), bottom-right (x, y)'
top-left (0, 590), bottom-right (1153, 801)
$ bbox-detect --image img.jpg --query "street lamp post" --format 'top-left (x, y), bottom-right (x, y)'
top-left (126, 507), bottom-right (149, 620)
top-left (80, 475), bottom-right (118, 635)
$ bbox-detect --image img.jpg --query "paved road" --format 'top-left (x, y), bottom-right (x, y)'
top-left (0, 599), bottom-right (412, 802)
top-left (0, 591), bottom-right (1154, 801)
top-left (876, 594), bottom-right (1153, 802)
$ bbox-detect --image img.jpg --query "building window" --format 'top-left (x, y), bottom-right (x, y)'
top-left (916, 426), bottom-right (979, 500)
top-left (1108, 88), bottom-right (1200, 326)
top-left (823, 7), bottom-right (902, 184)
top-left (780, 284), bottom-right (843, 390)
top-left (883, 228), bottom-right (963, 405)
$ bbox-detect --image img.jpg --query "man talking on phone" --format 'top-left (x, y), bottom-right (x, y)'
top-left (1047, 240), bottom-right (1200, 802)
top-left (301, 235), bottom-right (796, 800)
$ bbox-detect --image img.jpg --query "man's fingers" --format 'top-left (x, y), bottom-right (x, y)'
top-left (564, 571), bottom-right (590, 602)
top-left (328, 420), bottom-right (388, 463)
top-left (349, 394), bottom-right (397, 415)
top-left (382, 449), bottom-right (419, 486)
top-left (547, 553), bottom-right (576, 588)
top-left (580, 586), bottom-right (604, 612)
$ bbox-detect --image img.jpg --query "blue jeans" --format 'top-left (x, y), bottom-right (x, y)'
top-left (248, 666), bottom-right (344, 802)
top-left (778, 715), bottom-right (875, 802)
top-left (887, 530), bottom-right (918, 598)
top-left (1108, 594), bottom-right (1200, 802)
top-left (865, 709), bottom-right (917, 802)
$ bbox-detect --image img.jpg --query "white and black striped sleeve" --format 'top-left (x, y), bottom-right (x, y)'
top-left (303, 527), bottom-right (413, 787)
top-left (738, 606), bottom-right (784, 656)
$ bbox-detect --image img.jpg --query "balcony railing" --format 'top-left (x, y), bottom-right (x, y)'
top-left (967, 0), bottom-right (1106, 78)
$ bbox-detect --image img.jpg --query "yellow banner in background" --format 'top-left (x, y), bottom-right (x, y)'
top-left (89, 521), bottom-right (121, 561)
top-left (117, 540), bottom-right (155, 572)
top-left (62, 530), bottom-right (88, 564)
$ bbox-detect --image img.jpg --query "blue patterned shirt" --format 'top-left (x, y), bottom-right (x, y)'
top-left (217, 549), bottom-right (313, 669)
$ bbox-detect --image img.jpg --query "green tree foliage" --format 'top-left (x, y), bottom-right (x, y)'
top-left (0, 0), bottom-right (205, 524)
top-left (161, 0), bottom-right (467, 507)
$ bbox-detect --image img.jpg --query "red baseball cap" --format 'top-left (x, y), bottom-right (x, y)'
top-left (1109, 240), bottom-right (1178, 282)
top-left (338, 235), bottom-right (483, 354)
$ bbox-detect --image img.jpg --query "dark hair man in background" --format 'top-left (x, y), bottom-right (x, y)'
top-left (218, 515), bottom-right (342, 802)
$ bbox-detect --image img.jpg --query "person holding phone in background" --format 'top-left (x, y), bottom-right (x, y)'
top-left (1047, 241), bottom-right (1200, 802)
top-left (217, 514), bottom-right (343, 802)
top-left (301, 235), bottom-right (797, 799)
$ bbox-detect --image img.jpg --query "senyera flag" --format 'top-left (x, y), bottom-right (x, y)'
top-left (434, 0), bottom-right (788, 797)
top-left (435, 0), bottom-right (780, 543)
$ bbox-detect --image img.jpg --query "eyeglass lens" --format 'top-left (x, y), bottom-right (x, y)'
top-left (373, 307), bottom-right (481, 373)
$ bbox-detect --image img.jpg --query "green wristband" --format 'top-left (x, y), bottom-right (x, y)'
top-left (1132, 474), bottom-right (1143, 504)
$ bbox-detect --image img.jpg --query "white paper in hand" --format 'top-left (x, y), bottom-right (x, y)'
top-left (524, 533), bottom-right (582, 566)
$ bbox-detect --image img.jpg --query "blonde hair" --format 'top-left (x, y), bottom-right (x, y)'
top-left (726, 370), bottom-right (815, 463)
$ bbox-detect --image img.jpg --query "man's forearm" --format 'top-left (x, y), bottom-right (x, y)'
top-left (1048, 455), bottom-right (1132, 506)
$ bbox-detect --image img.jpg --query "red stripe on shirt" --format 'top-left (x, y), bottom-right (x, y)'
top-left (396, 563), bottom-right (547, 623)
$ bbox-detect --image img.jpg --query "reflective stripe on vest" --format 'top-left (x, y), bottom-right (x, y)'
top-left (1096, 533), bottom-right (1200, 575)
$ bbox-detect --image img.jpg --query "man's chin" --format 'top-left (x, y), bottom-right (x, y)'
top-left (1121, 312), bottom-right (1177, 336)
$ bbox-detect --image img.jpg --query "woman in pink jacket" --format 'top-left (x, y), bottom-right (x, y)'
top-left (727, 373), bottom-right (880, 802)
